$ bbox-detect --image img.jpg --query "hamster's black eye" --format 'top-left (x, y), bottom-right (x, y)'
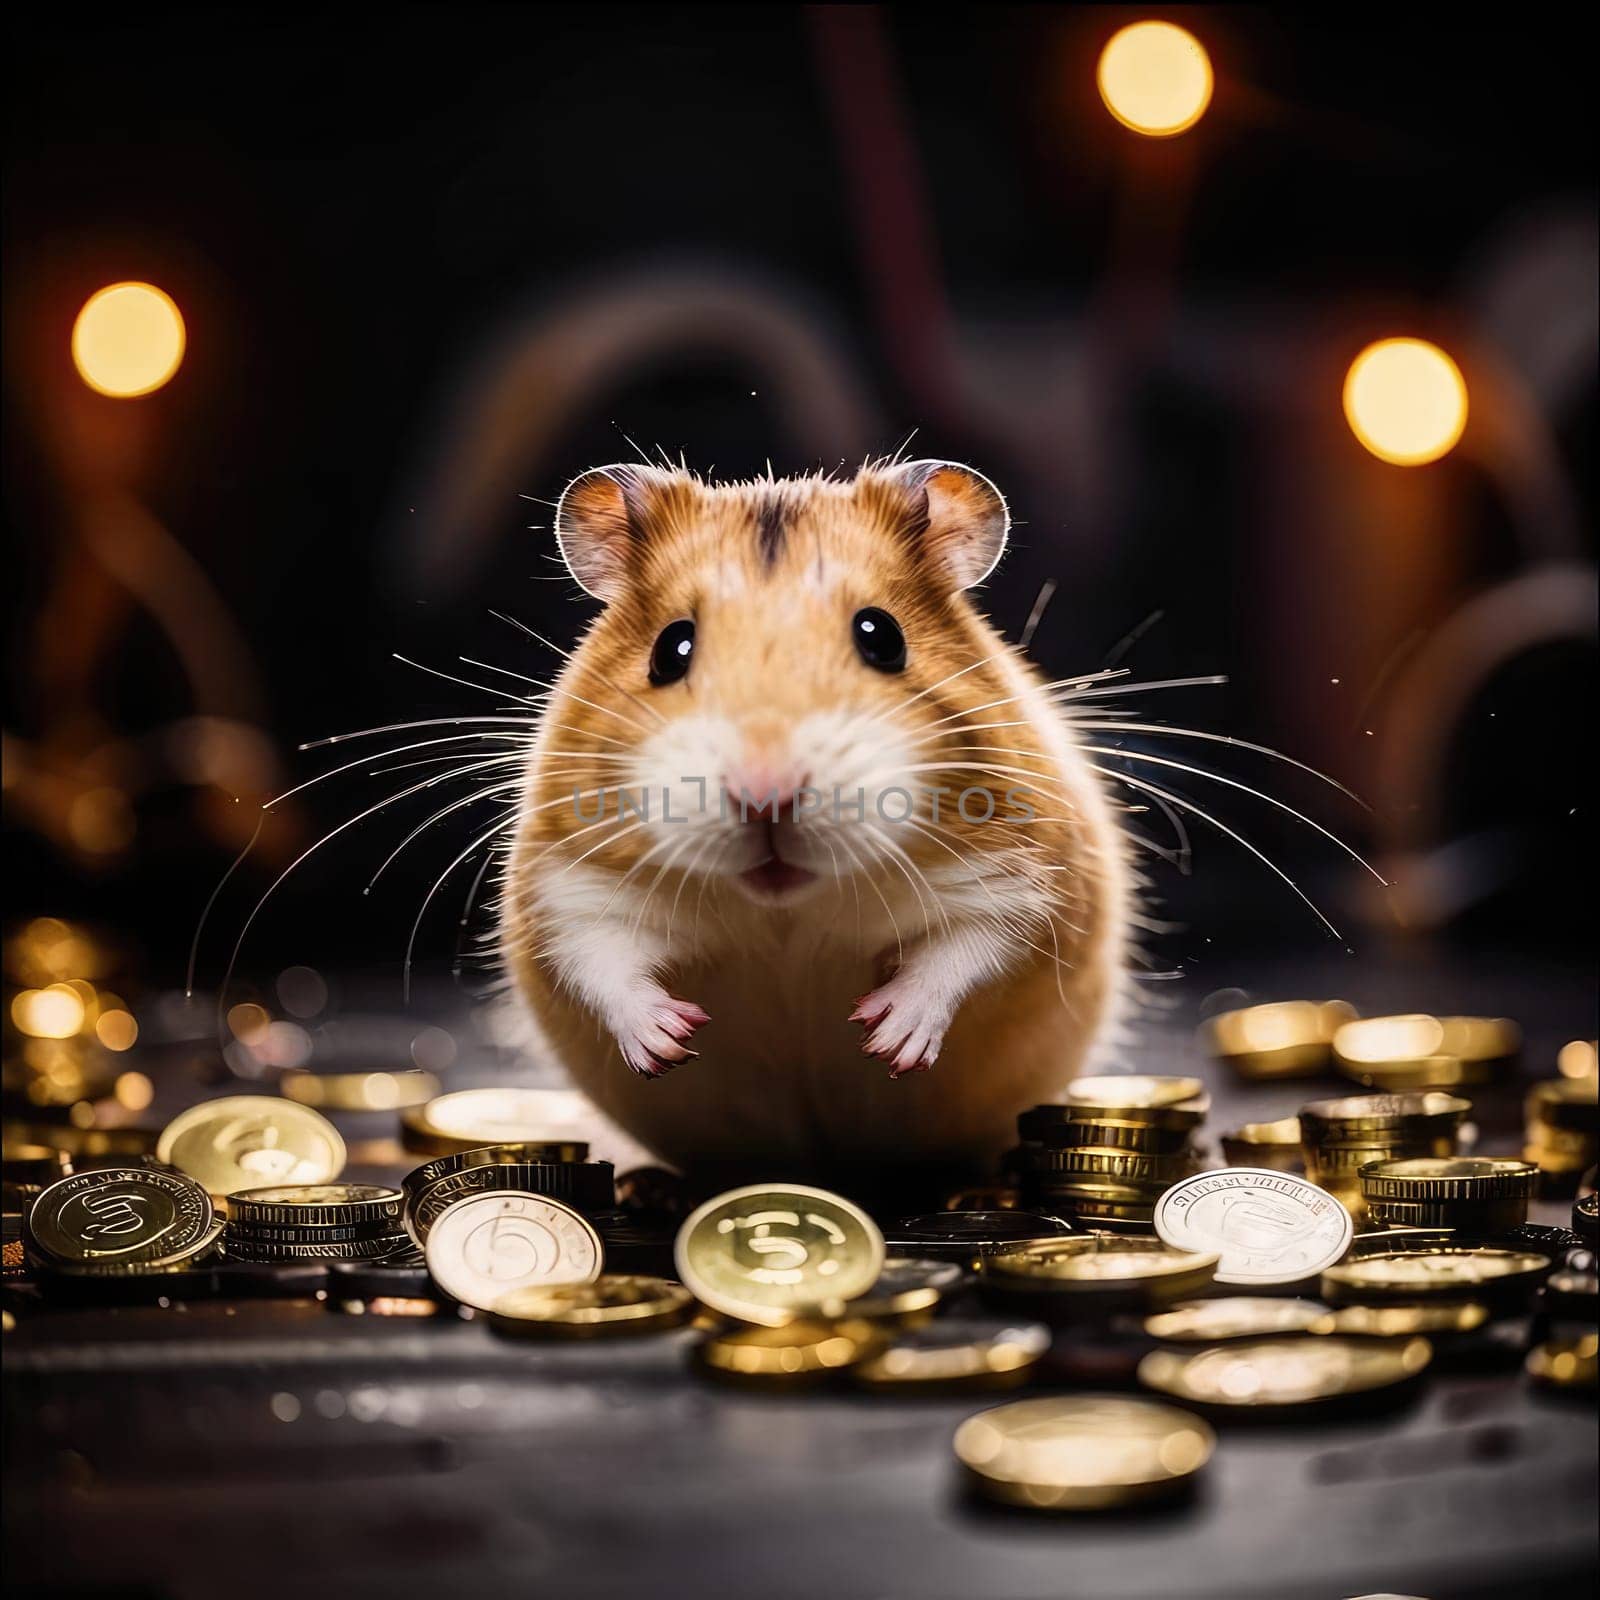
top-left (852, 607), bottom-right (906, 673)
top-left (648, 618), bottom-right (696, 686)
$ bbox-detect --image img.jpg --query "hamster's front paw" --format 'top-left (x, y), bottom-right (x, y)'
top-left (851, 979), bottom-right (948, 1079)
top-left (612, 991), bottom-right (710, 1079)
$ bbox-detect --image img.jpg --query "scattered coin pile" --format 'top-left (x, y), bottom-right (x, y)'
top-left (5, 1019), bottom-right (1598, 1523)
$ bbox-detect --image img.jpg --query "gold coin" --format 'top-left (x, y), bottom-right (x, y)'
top-left (1032, 1146), bottom-right (1196, 1184)
top-left (674, 1183), bottom-right (883, 1328)
top-left (1205, 999), bottom-right (1356, 1080)
top-left (50, 1219), bottom-right (225, 1275)
top-left (24, 1167), bottom-right (214, 1266)
top-left (953, 1395), bottom-right (1215, 1510)
top-left (825, 1256), bottom-right (963, 1324)
top-left (695, 1317), bottom-right (887, 1382)
top-left (1300, 1092), bottom-right (1470, 1141)
top-left (1145, 1297), bottom-right (1330, 1342)
top-left (1309, 1301), bottom-right (1489, 1337)
top-left (1064, 1076), bottom-right (1209, 1126)
top-left (1219, 1117), bottom-right (1304, 1171)
top-left (424, 1190), bottom-right (602, 1309)
top-left (1364, 1197), bottom-right (1529, 1233)
top-left (980, 1237), bottom-right (1218, 1311)
top-left (226, 1184), bottom-right (404, 1228)
top-left (157, 1097), bottom-right (345, 1195)
top-left (1357, 1157), bottom-right (1539, 1202)
top-left (1526, 1078), bottom-right (1600, 1134)
top-left (852, 1318), bottom-right (1051, 1392)
top-left (1333, 1015), bottom-right (1519, 1073)
top-left (1337, 1055), bottom-right (1491, 1092)
top-left (1525, 1333), bottom-right (1598, 1391)
top-left (279, 1069), bottom-right (439, 1111)
top-left (401, 1088), bottom-right (590, 1156)
top-left (488, 1274), bottom-right (694, 1337)
top-left (1139, 1335), bottom-right (1432, 1408)
top-left (1321, 1247), bottom-right (1550, 1305)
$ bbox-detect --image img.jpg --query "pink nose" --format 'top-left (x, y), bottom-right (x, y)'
top-left (721, 771), bottom-right (811, 823)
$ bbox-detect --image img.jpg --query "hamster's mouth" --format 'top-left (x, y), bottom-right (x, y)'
top-left (737, 822), bottom-right (820, 902)
top-left (739, 854), bottom-right (819, 899)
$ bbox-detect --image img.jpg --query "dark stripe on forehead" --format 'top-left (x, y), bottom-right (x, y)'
top-left (755, 495), bottom-right (788, 568)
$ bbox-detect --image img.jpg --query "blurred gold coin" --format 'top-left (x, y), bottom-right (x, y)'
top-left (675, 1183), bottom-right (883, 1327)
top-left (982, 1236), bottom-right (1218, 1293)
top-left (158, 1097), bottom-right (344, 1195)
top-left (695, 1317), bottom-right (886, 1382)
top-left (1139, 1335), bottom-right (1432, 1408)
top-left (1300, 1092), bottom-right (1470, 1140)
top-left (1145, 1297), bottom-right (1330, 1343)
top-left (1321, 1247), bottom-right (1550, 1306)
top-left (953, 1395), bottom-right (1215, 1510)
top-left (1219, 1117), bottom-right (1304, 1171)
top-left (401, 1088), bottom-right (590, 1156)
top-left (1309, 1301), bottom-right (1488, 1337)
top-left (1525, 1333), bottom-right (1597, 1391)
top-left (1333, 1015), bottom-right (1519, 1074)
top-left (1205, 999), bottom-right (1356, 1080)
top-left (853, 1318), bottom-right (1050, 1392)
top-left (826, 1256), bottom-right (963, 1324)
top-left (488, 1274), bottom-right (693, 1337)
top-left (279, 1069), bottom-right (439, 1111)
top-left (1065, 1076), bottom-right (1208, 1125)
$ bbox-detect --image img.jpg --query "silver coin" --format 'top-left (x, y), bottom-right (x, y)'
top-left (1153, 1167), bottom-right (1353, 1286)
top-left (424, 1191), bottom-right (603, 1310)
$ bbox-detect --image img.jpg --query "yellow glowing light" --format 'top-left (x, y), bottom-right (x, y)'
top-left (11, 984), bottom-right (87, 1039)
top-left (114, 1071), bottom-right (155, 1111)
top-left (1558, 1040), bottom-right (1598, 1081)
top-left (226, 1002), bottom-right (272, 1045)
top-left (1343, 338), bottom-right (1468, 466)
top-left (71, 282), bottom-right (186, 398)
top-left (96, 1010), bottom-right (140, 1051)
top-left (1096, 21), bottom-right (1214, 138)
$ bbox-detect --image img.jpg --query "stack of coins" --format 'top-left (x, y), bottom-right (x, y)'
top-left (1017, 1076), bottom-right (1205, 1230)
top-left (1523, 1080), bottom-right (1599, 1192)
top-left (1299, 1092), bottom-right (1468, 1221)
top-left (1204, 999), bottom-right (1357, 1081)
top-left (401, 1142), bottom-right (615, 1244)
top-left (222, 1184), bottom-right (414, 1264)
top-left (1357, 1157), bottom-right (1540, 1237)
top-left (1331, 1015), bottom-right (1519, 1092)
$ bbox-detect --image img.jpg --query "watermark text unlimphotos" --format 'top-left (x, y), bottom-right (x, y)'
top-left (570, 780), bottom-right (1039, 825)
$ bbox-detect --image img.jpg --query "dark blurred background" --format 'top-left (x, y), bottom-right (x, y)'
top-left (4, 3), bottom-right (1596, 1005)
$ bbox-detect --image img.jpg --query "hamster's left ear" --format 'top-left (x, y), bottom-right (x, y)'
top-left (553, 464), bottom-right (656, 603)
top-left (891, 459), bottom-right (1010, 590)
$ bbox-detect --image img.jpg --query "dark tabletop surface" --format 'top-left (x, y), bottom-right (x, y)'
top-left (4, 949), bottom-right (1597, 1600)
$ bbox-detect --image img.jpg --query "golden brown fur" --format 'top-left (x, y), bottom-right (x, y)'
top-left (500, 460), bottom-right (1130, 1180)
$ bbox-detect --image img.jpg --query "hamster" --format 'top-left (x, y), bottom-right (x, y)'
top-left (500, 459), bottom-right (1131, 1179)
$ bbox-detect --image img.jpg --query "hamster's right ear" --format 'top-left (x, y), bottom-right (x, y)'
top-left (553, 465), bottom-right (653, 603)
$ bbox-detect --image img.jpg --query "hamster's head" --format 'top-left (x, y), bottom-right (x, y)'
top-left (537, 459), bottom-right (1033, 906)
